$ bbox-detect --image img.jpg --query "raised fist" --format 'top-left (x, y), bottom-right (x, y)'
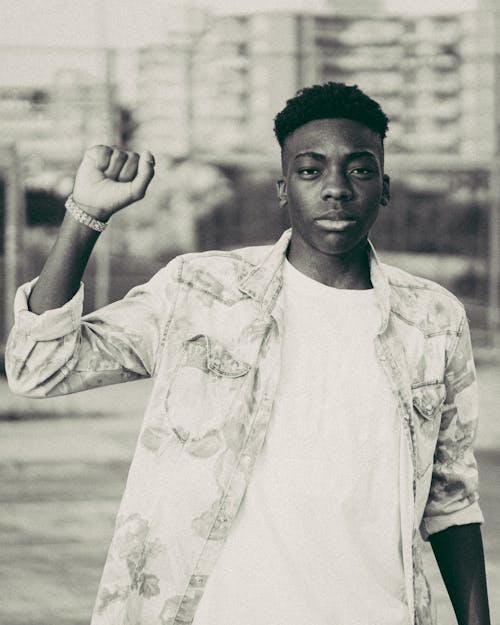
top-left (72, 145), bottom-right (155, 220)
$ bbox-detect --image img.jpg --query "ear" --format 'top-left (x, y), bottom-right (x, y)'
top-left (380, 174), bottom-right (391, 206)
top-left (276, 178), bottom-right (288, 208)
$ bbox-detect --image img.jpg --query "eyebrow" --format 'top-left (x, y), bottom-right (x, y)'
top-left (294, 151), bottom-right (326, 161)
top-left (293, 150), bottom-right (377, 162)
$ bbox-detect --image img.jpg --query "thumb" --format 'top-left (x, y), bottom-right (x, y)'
top-left (130, 151), bottom-right (155, 200)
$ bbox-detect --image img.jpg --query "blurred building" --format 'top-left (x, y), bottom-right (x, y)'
top-left (404, 11), bottom-right (496, 158)
top-left (0, 58), bottom-right (116, 184)
top-left (133, 6), bottom-right (211, 157)
top-left (133, 5), bottom-right (499, 161)
top-left (134, 44), bottom-right (191, 157)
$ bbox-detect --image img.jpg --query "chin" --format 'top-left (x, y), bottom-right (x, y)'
top-left (314, 236), bottom-right (365, 256)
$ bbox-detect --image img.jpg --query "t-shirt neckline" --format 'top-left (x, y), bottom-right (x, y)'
top-left (283, 258), bottom-right (375, 298)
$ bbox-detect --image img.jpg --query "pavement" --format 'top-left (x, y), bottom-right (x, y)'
top-left (0, 365), bottom-right (499, 625)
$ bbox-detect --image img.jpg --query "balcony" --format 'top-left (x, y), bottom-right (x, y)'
top-left (324, 49), bottom-right (402, 72)
top-left (0, 117), bottom-right (55, 138)
top-left (411, 101), bottom-right (461, 120)
top-left (411, 17), bottom-right (461, 45)
top-left (404, 128), bottom-right (460, 151)
top-left (349, 72), bottom-right (403, 93)
top-left (405, 77), bottom-right (461, 95)
top-left (315, 18), bottom-right (403, 46)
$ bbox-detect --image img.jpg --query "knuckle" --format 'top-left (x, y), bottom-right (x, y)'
top-left (87, 144), bottom-right (111, 161)
top-left (89, 144), bottom-right (111, 155)
top-left (113, 148), bottom-right (127, 161)
top-left (85, 144), bottom-right (112, 170)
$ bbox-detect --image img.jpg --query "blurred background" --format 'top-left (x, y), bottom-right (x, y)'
top-left (0, 0), bottom-right (499, 624)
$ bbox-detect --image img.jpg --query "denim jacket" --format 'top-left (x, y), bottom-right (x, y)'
top-left (6, 229), bottom-right (483, 625)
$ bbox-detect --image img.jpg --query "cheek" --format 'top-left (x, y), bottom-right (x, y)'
top-left (359, 185), bottom-right (384, 210)
top-left (288, 184), bottom-right (317, 209)
top-left (363, 203), bottom-right (381, 230)
top-left (285, 190), bottom-right (309, 218)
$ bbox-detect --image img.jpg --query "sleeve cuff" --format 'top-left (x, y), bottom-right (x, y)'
top-left (420, 500), bottom-right (484, 541)
top-left (13, 277), bottom-right (84, 341)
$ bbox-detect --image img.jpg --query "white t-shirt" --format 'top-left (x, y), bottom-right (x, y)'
top-left (193, 259), bottom-right (409, 625)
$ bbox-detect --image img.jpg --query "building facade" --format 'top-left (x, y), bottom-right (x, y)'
top-left (0, 56), bottom-right (115, 181)
top-left (133, 6), bottom-right (499, 161)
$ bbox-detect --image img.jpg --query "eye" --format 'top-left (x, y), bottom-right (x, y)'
top-left (298, 167), bottom-right (320, 178)
top-left (350, 167), bottom-right (375, 178)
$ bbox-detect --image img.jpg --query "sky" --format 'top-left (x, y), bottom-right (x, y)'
top-left (0, 0), bottom-right (479, 91)
top-left (1, 0), bottom-right (479, 48)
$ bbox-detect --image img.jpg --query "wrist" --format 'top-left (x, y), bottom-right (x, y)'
top-left (70, 194), bottom-right (113, 222)
top-left (65, 195), bottom-right (109, 231)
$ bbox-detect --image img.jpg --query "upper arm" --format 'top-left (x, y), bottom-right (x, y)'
top-left (6, 257), bottom-right (182, 397)
top-left (420, 311), bottom-right (484, 539)
top-left (81, 258), bottom-right (181, 376)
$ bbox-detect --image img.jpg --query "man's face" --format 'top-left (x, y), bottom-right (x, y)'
top-left (277, 118), bottom-right (390, 260)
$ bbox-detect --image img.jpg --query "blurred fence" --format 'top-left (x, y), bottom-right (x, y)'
top-left (2, 153), bottom-right (500, 358)
top-left (196, 155), bottom-right (499, 349)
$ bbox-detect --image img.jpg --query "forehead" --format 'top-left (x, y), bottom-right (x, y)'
top-left (283, 118), bottom-right (383, 160)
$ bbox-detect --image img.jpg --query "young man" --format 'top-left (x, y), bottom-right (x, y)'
top-left (6, 82), bottom-right (490, 625)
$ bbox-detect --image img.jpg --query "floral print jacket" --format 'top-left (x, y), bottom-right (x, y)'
top-left (6, 229), bottom-right (483, 625)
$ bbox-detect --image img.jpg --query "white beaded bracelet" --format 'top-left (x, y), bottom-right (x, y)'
top-left (65, 194), bottom-right (108, 232)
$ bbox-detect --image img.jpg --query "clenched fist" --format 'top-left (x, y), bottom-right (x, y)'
top-left (72, 145), bottom-right (155, 221)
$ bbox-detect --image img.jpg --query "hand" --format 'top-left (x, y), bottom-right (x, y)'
top-left (72, 145), bottom-right (155, 220)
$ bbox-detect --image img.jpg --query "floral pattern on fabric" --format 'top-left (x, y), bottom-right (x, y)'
top-left (6, 230), bottom-right (484, 625)
top-left (413, 541), bottom-right (435, 625)
top-left (96, 513), bottom-right (164, 614)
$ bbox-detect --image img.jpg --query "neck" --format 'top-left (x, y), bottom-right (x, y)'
top-left (287, 239), bottom-right (372, 290)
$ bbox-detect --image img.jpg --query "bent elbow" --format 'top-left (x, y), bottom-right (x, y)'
top-left (4, 351), bottom-right (53, 398)
top-left (6, 367), bottom-right (51, 398)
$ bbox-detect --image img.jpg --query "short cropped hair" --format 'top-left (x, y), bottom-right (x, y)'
top-left (273, 82), bottom-right (389, 148)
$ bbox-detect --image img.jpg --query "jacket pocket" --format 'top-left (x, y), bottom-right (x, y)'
top-left (412, 382), bottom-right (446, 478)
top-left (164, 334), bottom-right (251, 456)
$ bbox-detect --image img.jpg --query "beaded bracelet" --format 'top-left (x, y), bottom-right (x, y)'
top-left (65, 194), bottom-right (108, 232)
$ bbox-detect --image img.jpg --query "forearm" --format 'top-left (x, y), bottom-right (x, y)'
top-left (430, 523), bottom-right (490, 625)
top-left (28, 211), bottom-right (101, 314)
top-left (27, 145), bottom-right (154, 315)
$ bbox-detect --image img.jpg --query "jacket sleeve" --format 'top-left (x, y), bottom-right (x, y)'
top-left (5, 257), bottom-right (181, 398)
top-left (420, 311), bottom-right (484, 540)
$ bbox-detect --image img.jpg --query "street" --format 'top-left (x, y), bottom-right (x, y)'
top-left (0, 367), bottom-right (498, 625)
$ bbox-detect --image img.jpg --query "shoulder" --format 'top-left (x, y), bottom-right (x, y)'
top-left (159, 244), bottom-right (274, 303)
top-left (176, 243), bottom-right (273, 277)
top-left (381, 262), bottom-right (466, 335)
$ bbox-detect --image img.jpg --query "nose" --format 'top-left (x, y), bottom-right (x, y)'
top-left (320, 170), bottom-right (353, 202)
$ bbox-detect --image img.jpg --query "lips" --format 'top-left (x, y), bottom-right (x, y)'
top-left (314, 213), bottom-right (357, 232)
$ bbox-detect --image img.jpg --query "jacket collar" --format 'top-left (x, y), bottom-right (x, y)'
top-left (238, 229), bottom-right (391, 333)
top-left (238, 229), bottom-right (290, 314)
top-left (367, 241), bottom-right (392, 334)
